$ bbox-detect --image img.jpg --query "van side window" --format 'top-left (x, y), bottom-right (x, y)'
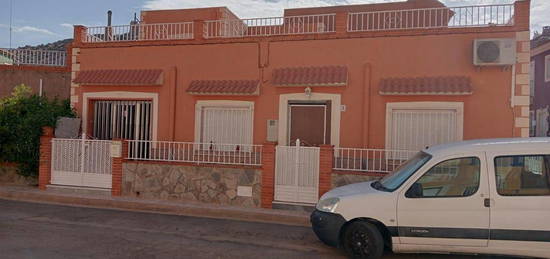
top-left (406, 157), bottom-right (480, 198)
top-left (494, 155), bottom-right (550, 196)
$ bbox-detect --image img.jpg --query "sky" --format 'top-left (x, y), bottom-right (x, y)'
top-left (0, 0), bottom-right (548, 48)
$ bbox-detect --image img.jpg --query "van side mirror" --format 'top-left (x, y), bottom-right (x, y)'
top-left (406, 182), bottom-right (423, 198)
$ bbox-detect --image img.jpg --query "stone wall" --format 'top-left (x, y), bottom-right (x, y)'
top-left (331, 173), bottom-right (381, 189)
top-left (0, 164), bottom-right (37, 186)
top-left (122, 162), bottom-right (262, 208)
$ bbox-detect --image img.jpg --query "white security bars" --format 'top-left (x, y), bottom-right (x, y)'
top-left (199, 106), bottom-right (253, 149)
top-left (348, 4), bottom-right (514, 32)
top-left (0, 48), bottom-right (66, 67)
top-left (93, 100), bottom-right (153, 141)
top-left (204, 14), bottom-right (336, 38)
top-left (334, 148), bottom-right (416, 173)
top-left (84, 22), bottom-right (194, 43)
top-left (127, 140), bottom-right (263, 166)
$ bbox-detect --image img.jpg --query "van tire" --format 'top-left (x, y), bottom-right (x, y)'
top-left (342, 221), bottom-right (384, 259)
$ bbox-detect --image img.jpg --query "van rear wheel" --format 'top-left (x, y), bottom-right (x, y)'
top-left (342, 221), bottom-right (384, 259)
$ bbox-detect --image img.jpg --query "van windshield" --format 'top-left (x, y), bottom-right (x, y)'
top-left (375, 151), bottom-right (432, 192)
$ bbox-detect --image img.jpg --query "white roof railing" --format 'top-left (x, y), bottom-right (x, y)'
top-left (0, 48), bottom-right (67, 67)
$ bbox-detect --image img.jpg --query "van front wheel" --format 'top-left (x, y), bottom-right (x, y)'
top-left (342, 221), bottom-right (384, 259)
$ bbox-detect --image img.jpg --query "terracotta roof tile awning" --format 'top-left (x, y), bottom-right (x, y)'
top-left (379, 76), bottom-right (473, 95)
top-left (73, 69), bottom-right (163, 85)
top-left (272, 65), bottom-right (348, 87)
top-left (187, 80), bottom-right (260, 95)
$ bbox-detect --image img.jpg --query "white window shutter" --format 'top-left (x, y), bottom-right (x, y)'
top-left (200, 106), bottom-right (253, 146)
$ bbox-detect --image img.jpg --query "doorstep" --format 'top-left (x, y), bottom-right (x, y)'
top-left (0, 184), bottom-right (310, 227)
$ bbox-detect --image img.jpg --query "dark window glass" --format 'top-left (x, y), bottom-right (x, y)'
top-left (407, 157), bottom-right (480, 198)
top-left (494, 155), bottom-right (550, 196)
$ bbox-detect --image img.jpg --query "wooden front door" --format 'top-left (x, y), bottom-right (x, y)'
top-left (288, 103), bottom-right (331, 146)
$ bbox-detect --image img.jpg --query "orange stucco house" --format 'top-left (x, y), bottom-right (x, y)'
top-left (60, 0), bottom-right (531, 205)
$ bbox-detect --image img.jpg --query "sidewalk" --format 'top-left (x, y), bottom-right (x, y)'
top-left (0, 184), bottom-right (310, 227)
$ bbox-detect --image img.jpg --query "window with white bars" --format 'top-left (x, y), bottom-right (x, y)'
top-left (387, 103), bottom-right (462, 152)
top-left (93, 100), bottom-right (153, 140)
top-left (197, 104), bottom-right (253, 146)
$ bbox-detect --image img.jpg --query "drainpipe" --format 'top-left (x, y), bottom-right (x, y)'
top-left (510, 64), bottom-right (516, 108)
top-left (362, 63), bottom-right (372, 148)
top-left (510, 64), bottom-right (516, 136)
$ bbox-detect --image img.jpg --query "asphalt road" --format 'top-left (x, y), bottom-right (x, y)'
top-left (0, 199), bottom-right (512, 259)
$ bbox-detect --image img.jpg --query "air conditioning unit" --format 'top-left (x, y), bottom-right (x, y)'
top-left (473, 38), bottom-right (516, 66)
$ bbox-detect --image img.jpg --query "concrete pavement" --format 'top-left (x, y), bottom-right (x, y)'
top-left (0, 184), bottom-right (310, 226)
top-left (1, 197), bottom-right (510, 259)
top-left (1, 199), bottom-right (342, 259)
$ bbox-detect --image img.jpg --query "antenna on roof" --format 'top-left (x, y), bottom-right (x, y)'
top-left (9, 0), bottom-right (13, 48)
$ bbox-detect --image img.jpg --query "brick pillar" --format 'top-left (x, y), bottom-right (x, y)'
top-left (261, 142), bottom-right (277, 209)
top-left (111, 140), bottom-right (127, 196)
top-left (513, 0), bottom-right (530, 32)
top-left (335, 12), bottom-right (348, 35)
top-left (73, 25), bottom-right (86, 44)
top-left (194, 20), bottom-right (205, 41)
top-left (319, 145), bottom-right (334, 197)
top-left (38, 126), bottom-right (54, 190)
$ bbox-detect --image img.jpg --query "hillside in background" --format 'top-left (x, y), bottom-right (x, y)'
top-left (17, 38), bottom-right (73, 51)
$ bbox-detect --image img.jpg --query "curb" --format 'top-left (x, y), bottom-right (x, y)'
top-left (0, 187), bottom-right (311, 227)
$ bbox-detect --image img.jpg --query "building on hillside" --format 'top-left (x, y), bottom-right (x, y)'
top-left (0, 45), bottom-right (71, 99)
top-left (62, 0), bottom-right (531, 205)
top-left (530, 26), bottom-right (550, 136)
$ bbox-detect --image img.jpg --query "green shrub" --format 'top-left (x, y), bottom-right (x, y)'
top-left (0, 84), bottom-right (75, 178)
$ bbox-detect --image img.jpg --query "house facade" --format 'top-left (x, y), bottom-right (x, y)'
top-left (530, 26), bottom-right (550, 136)
top-left (50, 0), bottom-right (531, 206)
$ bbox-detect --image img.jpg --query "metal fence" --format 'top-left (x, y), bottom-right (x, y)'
top-left (51, 138), bottom-right (112, 188)
top-left (204, 13), bottom-right (336, 38)
top-left (348, 4), bottom-right (514, 32)
top-left (84, 22), bottom-right (194, 43)
top-left (0, 48), bottom-right (66, 67)
top-left (127, 140), bottom-right (263, 166)
top-left (334, 147), bottom-right (416, 173)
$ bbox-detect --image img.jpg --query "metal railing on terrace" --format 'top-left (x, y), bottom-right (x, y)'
top-left (203, 13), bottom-right (336, 38)
top-left (348, 4), bottom-right (514, 32)
top-left (0, 48), bottom-right (66, 67)
top-left (334, 147), bottom-right (417, 173)
top-left (83, 22), bottom-right (194, 43)
top-left (127, 140), bottom-right (263, 166)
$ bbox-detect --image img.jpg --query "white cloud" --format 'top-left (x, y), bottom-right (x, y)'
top-left (60, 23), bottom-right (74, 29)
top-left (14, 26), bottom-right (57, 36)
top-left (0, 24), bottom-right (57, 36)
top-left (142, 0), bottom-right (548, 34)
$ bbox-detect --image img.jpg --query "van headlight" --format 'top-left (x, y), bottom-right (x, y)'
top-left (316, 197), bottom-right (340, 213)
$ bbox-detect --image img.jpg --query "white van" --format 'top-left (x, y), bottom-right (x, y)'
top-left (311, 138), bottom-right (550, 258)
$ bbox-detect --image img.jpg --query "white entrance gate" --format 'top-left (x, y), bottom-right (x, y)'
top-left (274, 140), bottom-right (320, 204)
top-left (51, 138), bottom-right (112, 189)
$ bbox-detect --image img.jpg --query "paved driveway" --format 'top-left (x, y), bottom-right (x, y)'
top-left (0, 199), bottom-right (510, 259)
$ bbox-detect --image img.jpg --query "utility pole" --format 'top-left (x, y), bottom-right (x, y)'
top-left (9, 0), bottom-right (13, 48)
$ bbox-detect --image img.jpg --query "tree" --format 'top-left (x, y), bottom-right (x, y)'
top-left (0, 84), bottom-right (75, 178)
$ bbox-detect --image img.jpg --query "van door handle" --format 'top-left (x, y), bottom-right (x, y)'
top-left (484, 198), bottom-right (491, 208)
